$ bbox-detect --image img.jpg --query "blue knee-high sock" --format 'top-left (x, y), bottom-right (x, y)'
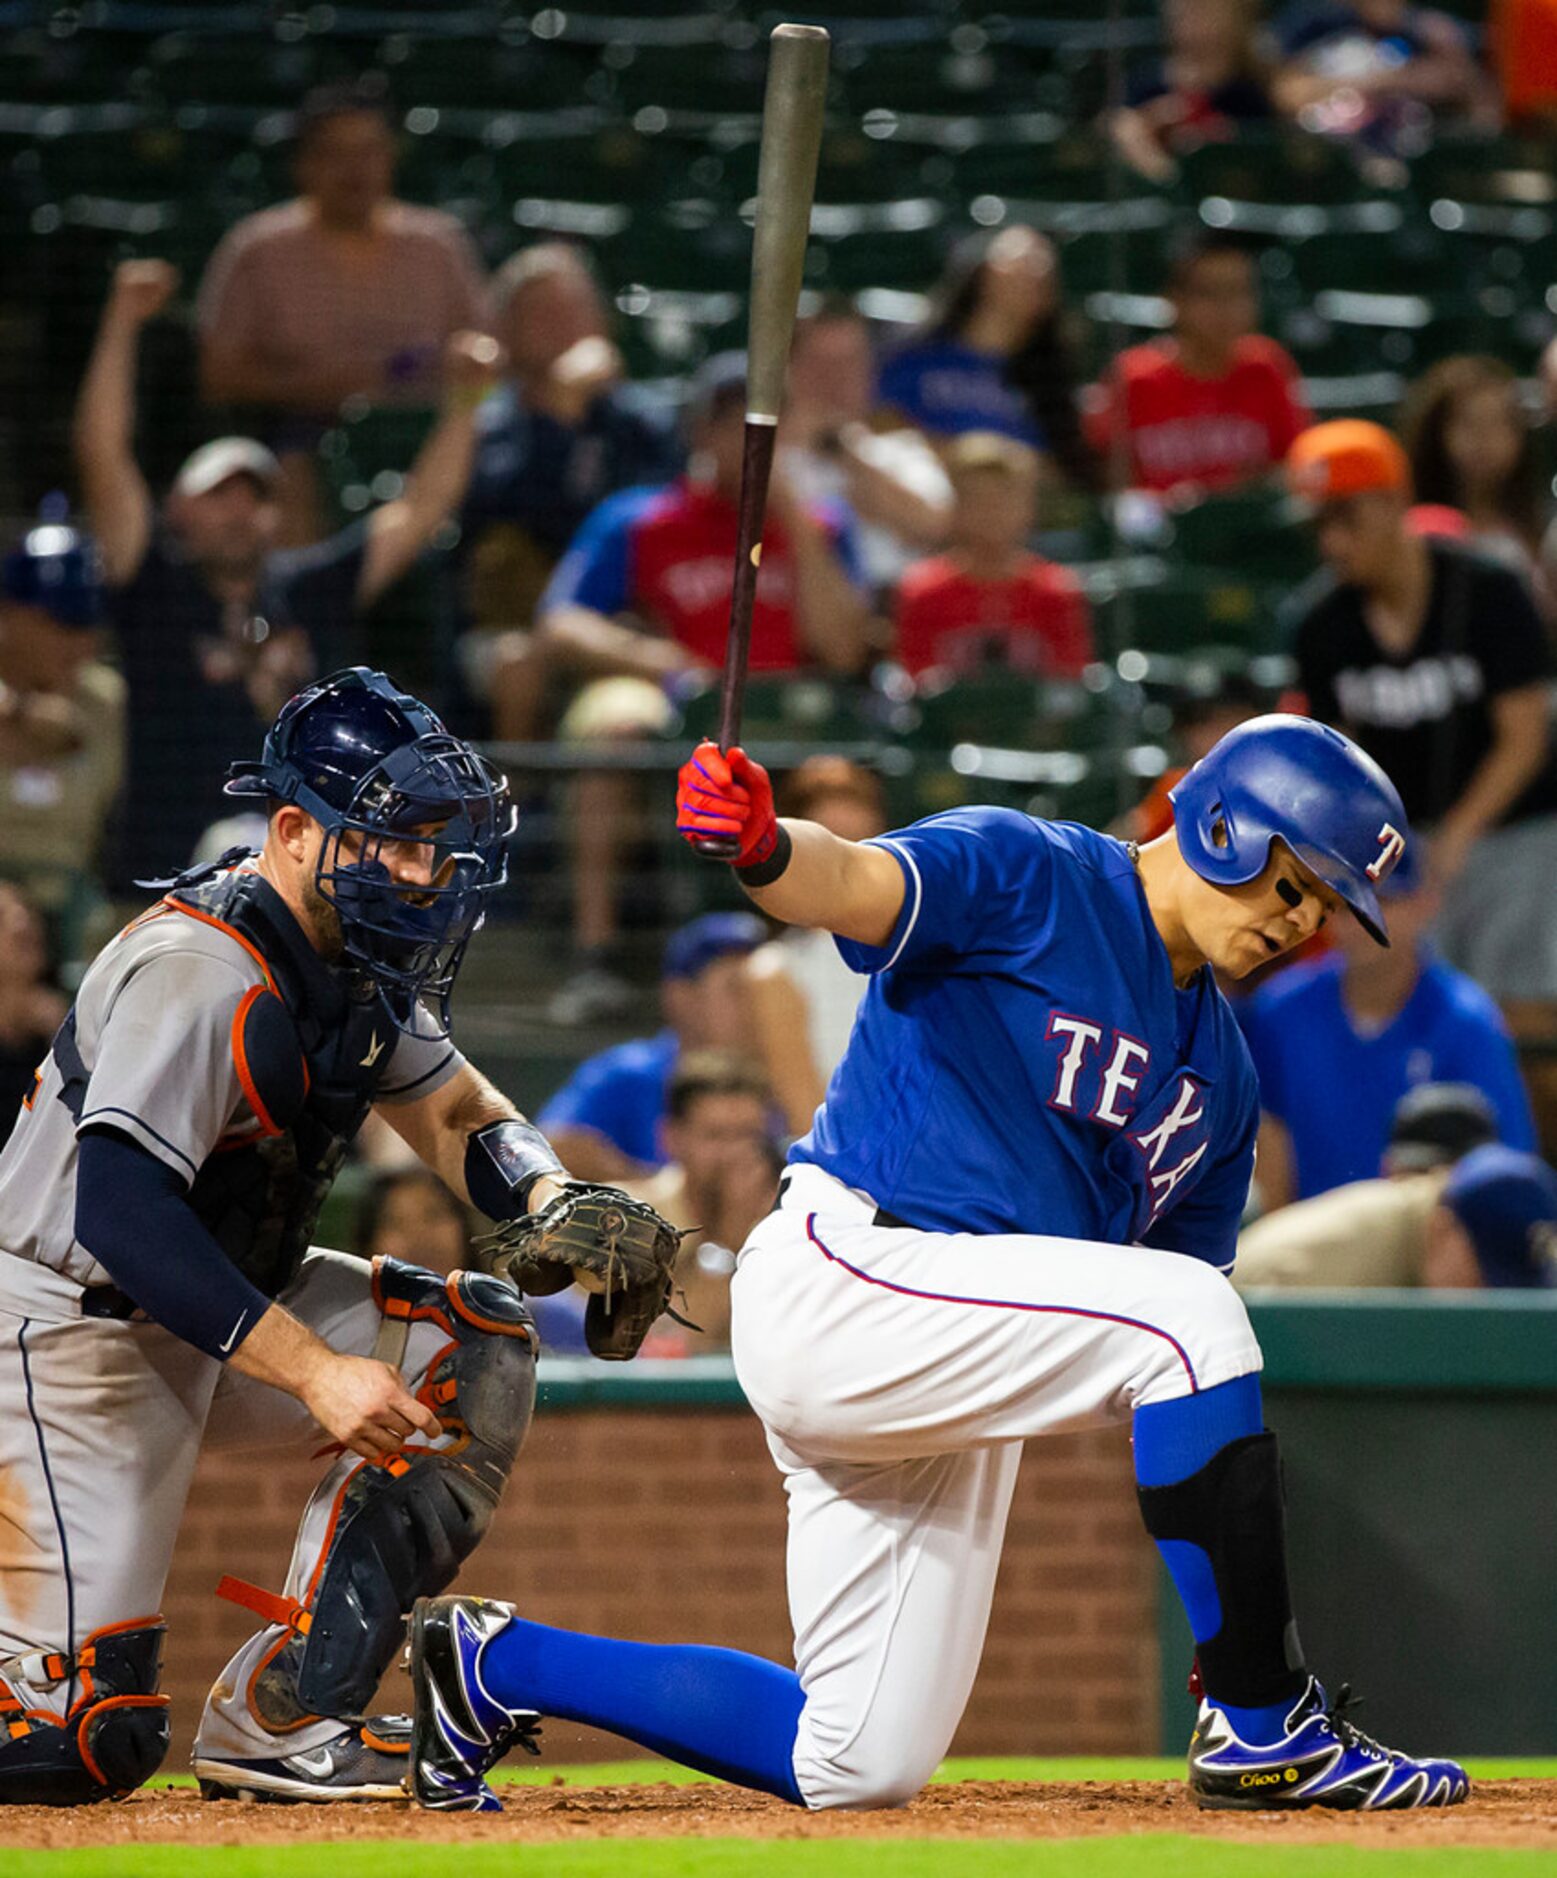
top-left (480, 1618), bottom-right (806, 1804)
top-left (1134, 1373), bottom-right (1296, 1746)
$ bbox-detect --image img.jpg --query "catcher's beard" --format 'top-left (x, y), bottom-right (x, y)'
top-left (300, 867), bottom-right (348, 963)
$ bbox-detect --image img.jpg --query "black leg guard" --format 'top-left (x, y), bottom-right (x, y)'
top-left (0, 1619), bottom-right (170, 1805)
top-left (1137, 1431), bottom-right (1308, 1709)
top-left (229, 1260), bottom-right (537, 1732)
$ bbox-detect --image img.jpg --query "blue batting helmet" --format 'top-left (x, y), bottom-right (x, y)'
top-left (1167, 714), bottom-right (1408, 945)
top-left (1, 504), bottom-right (102, 629)
top-left (225, 667), bottom-right (514, 1034)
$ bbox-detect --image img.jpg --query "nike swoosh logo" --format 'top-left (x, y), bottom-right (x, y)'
top-left (288, 1747), bottom-right (336, 1778)
top-left (218, 1314), bottom-right (247, 1355)
top-left (361, 1032), bottom-right (386, 1068)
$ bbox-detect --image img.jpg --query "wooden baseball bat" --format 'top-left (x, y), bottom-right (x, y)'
top-left (695, 21), bottom-right (829, 858)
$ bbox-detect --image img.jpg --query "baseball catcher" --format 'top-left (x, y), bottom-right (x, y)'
top-left (0, 665), bottom-right (669, 1809)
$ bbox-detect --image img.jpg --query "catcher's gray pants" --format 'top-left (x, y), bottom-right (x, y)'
top-left (0, 1248), bottom-right (457, 1761)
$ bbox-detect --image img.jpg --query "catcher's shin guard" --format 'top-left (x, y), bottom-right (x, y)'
top-left (223, 1259), bottom-right (537, 1732)
top-left (0, 1618), bottom-right (171, 1806)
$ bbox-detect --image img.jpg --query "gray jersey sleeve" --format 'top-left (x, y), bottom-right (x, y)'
top-left (79, 949), bottom-right (254, 1182)
top-left (374, 1004), bottom-right (466, 1107)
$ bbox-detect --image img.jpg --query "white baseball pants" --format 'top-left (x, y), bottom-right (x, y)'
top-left (730, 1164), bottom-right (1262, 1809)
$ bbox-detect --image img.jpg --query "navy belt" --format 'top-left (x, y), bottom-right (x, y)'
top-left (80, 1283), bottom-right (143, 1321)
top-left (774, 1173), bottom-right (915, 1231)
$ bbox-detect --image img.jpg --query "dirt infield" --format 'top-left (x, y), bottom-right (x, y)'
top-left (4, 1780), bottom-right (1554, 1851)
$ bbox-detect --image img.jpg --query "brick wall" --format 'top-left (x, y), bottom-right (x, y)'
top-left (162, 1407), bottom-right (1159, 1768)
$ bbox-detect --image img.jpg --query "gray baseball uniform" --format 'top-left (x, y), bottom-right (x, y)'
top-left (0, 887), bottom-right (465, 1761)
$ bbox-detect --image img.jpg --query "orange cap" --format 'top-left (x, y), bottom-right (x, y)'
top-left (1286, 420), bottom-right (1410, 502)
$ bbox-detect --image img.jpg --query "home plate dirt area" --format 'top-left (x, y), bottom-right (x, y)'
top-left (4, 1778), bottom-right (1555, 1851)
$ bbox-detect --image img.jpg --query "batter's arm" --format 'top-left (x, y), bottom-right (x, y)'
top-left (677, 742), bottom-right (905, 945)
top-left (742, 821), bottom-right (905, 946)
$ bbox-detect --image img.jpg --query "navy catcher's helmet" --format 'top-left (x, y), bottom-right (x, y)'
top-left (225, 667), bottom-right (514, 1033)
top-left (1167, 714), bottom-right (1407, 946)
top-left (1, 502), bottom-right (102, 628)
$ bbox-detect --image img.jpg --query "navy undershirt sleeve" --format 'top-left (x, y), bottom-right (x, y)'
top-left (75, 1127), bottom-right (272, 1361)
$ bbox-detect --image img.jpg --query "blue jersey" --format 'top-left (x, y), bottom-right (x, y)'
top-left (1241, 952), bottom-right (1535, 1200)
top-left (790, 808), bottom-right (1260, 1271)
top-left (537, 1030), bottom-right (679, 1170)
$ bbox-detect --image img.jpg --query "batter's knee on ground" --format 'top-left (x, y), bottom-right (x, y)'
top-left (793, 1722), bottom-right (944, 1810)
top-left (0, 1618), bottom-right (170, 1806)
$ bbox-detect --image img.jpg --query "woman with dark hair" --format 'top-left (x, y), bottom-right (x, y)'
top-left (877, 226), bottom-right (1099, 490)
top-left (1399, 356), bottom-right (1547, 572)
top-left (354, 1167), bottom-right (473, 1274)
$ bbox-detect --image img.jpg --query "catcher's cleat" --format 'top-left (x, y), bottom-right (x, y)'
top-left (407, 1596), bottom-right (542, 1813)
top-left (1189, 1679), bottom-right (1469, 1811)
top-left (194, 1715), bottom-right (413, 1803)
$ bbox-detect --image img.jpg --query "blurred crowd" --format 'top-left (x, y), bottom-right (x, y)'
top-left (3, 5), bottom-right (1557, 1349)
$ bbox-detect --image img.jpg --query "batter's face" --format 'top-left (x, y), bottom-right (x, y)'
top-left (1183, 840), bottom-right (1346, 979)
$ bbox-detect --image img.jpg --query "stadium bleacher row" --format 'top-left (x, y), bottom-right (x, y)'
top-left (0, 0), bottom-right (1549, 849)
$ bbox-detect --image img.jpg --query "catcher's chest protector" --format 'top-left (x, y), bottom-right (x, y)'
top-left (167, 868), bottom-right (402, 1296)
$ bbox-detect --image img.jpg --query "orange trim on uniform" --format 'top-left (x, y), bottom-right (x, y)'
top-left (360, 1725), bottom-right (409, 1756)
top-left (242, 1460), bottom-right (372, 1736)
top-left (22, 1065), bottom-right (42, 1112)
top-left (75, 1694), bottom-right (169, 1789)
top-left (229, 986), bottom-right (285, 1138)
top-left (216, 1575), bottom-right (312, 1636)
top-left (75, 1612), bottom-right (165, 1703)
top-left (370, 1256), bottom-right (456, 1340)
top-left (160, 898), bottom-right (278, 992)
top-left (446, 1276), bottom-right (534, 1343)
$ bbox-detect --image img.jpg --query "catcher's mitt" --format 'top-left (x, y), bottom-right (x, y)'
top-left (480, 1181), bottom-right (691, 1361)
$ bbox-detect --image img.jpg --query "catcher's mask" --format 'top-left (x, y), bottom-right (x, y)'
top-left (225, 666), bottom-right (514, 1035)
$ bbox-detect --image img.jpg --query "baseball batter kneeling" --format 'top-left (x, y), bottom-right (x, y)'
top-left (0, 668), bottom-right (677, 1807)
top-left (408, 714), bottom-right (1469, 1816)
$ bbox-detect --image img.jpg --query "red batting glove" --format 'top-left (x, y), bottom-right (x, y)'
top-left (675, 740), bottom-right (779, 868)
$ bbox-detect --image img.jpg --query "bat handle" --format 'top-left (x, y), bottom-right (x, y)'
top-left (690, 419), bottom-right (778, 862)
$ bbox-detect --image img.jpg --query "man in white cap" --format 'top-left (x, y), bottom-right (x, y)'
top-left (73, 259), bottom-right (500, 886)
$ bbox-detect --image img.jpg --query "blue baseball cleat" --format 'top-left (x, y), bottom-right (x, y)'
top-left (1189, 1679), bottom-right (1469, 1810)
top-left (407, 1596), bottom-right (541, 1813)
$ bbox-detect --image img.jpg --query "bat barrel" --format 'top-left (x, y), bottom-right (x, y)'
top-left (745, 24), bottom-right (830, 424)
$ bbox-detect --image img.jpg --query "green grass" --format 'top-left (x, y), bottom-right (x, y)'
top-left (11, 1761), bottom-right (1551, 1877)
top-left (6, 1846), bottom-right (1557, 1878)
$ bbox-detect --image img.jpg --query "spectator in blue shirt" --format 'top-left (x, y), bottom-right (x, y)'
top-left (877, 227), bottom-right (1098, 491)
top-left (1242, 843), bottom-right (1535, 1210)
top-left (538, 912), bottom-right (766, 1183)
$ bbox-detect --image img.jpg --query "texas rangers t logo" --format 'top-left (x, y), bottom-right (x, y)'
top-left (1366, 823), bottom-right (1405, 882)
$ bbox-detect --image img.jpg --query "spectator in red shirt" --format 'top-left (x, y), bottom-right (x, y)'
top-left (537, 353), bottom-right (871, 1021)
top-left (893, 433), bottom-right (1093, 684)
top-left (1090, 234), bottom-right (1311, 500)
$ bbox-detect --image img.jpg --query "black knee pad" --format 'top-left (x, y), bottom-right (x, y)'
top-left (240, 1260), bottom-right (537, 1730)
top-left (1137, 1430), bottom-right (1307, 1708)
top-left (0, 1620), bottom-right (170, 1806)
